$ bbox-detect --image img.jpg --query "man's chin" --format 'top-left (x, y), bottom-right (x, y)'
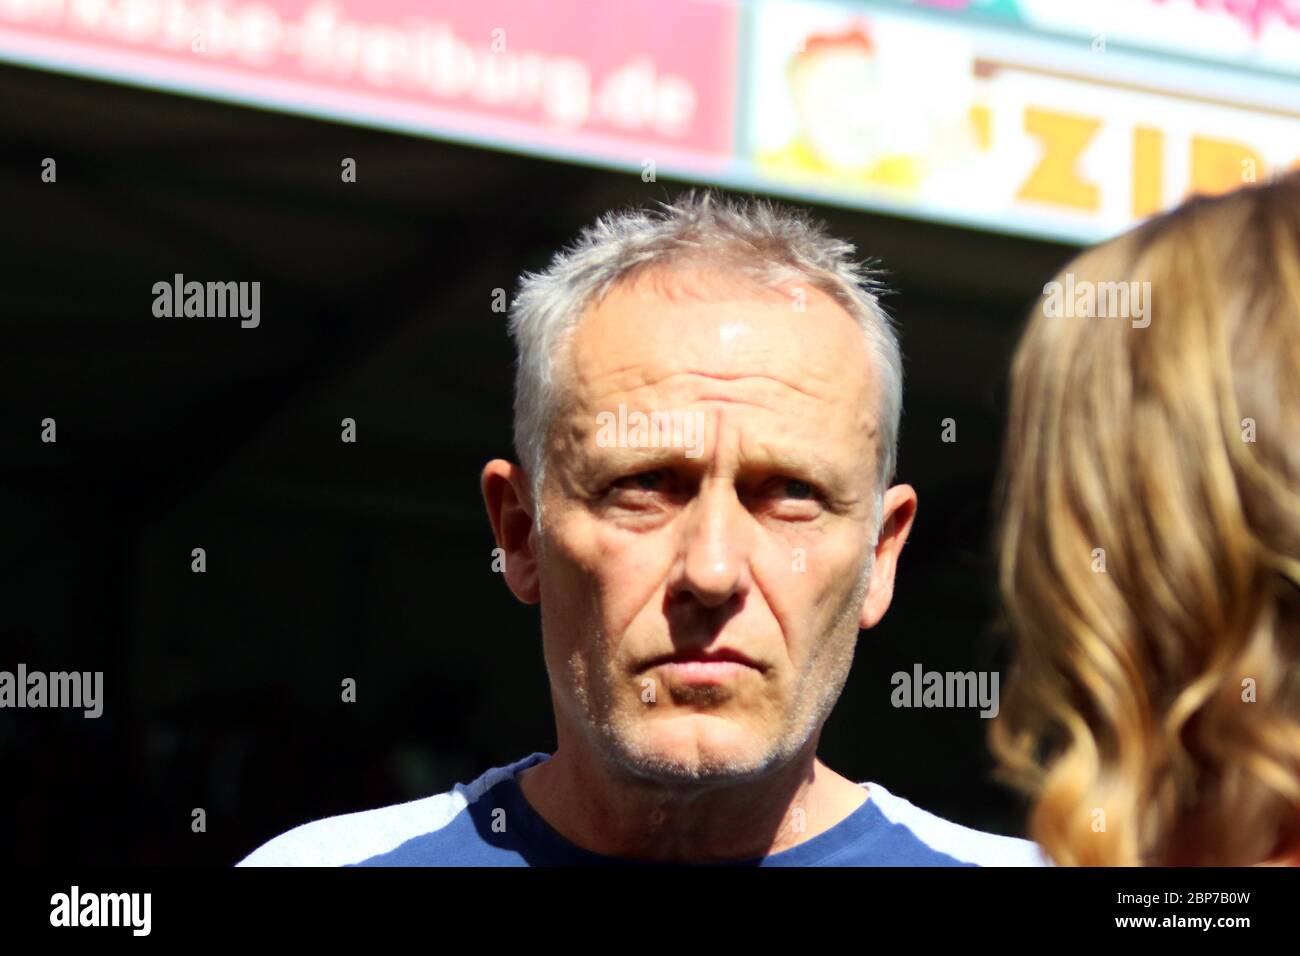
top-left (609, 711), bottom-right (777, 784)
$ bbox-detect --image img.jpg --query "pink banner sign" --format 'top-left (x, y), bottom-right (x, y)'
top-left (0, 0), bottom-right (739, 171)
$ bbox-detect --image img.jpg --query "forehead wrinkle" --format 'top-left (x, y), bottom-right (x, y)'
top-left (578, 367), bottom-right (831, 409)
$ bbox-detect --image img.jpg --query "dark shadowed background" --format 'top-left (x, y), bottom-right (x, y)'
top-left (0, 61), bottom-right (1079, 865)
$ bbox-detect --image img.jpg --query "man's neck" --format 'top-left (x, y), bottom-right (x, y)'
top-left (515, 745), bottom-right (869, 864)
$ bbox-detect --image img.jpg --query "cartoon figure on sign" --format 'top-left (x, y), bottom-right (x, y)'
top-left (759, 19), bottom-right (978, 194)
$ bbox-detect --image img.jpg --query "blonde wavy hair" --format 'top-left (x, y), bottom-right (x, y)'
top-left (990, 172), bottom-right (1300, 866)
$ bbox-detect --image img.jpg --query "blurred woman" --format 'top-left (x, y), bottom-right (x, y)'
top-left (990, 171), bottom-right (1300, 866)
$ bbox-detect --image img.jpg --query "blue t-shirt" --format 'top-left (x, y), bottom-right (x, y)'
top-left (238, 752), bottom-right (1048, 867)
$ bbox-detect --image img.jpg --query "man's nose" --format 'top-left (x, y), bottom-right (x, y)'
top-left (667, 479), bottom-right (752, 610)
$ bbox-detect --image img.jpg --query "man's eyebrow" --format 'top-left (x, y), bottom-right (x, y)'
top-left (580, 442), bottom-right (852, 484)
top-left (577, 445), bottom-right (702, 474)
top-left (741, 446), bottom-right (851, 489)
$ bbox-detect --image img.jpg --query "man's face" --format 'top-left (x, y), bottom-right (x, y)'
top-left (506, 266), bottom-right (911, 785)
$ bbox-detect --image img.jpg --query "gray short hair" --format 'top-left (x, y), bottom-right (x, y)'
top-left (506, 190), bottom-right (903, 523)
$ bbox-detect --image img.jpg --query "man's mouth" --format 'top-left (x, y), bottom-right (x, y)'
top-left (640, 648), bottom-right (764, 685)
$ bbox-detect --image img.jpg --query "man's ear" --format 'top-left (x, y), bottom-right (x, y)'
top-left (481, 459), bottom-right (541, 605)
top-left (859, 483), bottom-right (917, 630)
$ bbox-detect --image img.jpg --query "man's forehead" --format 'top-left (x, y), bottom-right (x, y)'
top-left (563, 265), bottom-right (875, 403)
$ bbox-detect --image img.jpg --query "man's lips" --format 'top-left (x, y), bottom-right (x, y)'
top-left (642, 647), bottom-right (763, 668)
top-left (639, 648), bottom-right (765, 681)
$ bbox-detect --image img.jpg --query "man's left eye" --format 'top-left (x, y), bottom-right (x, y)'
top-left (752, 478), bottom-right (825, 519)
top-left (782, 479), bottom-right (816, 500)
top-left (610, 470), bottom-right (666, 492)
